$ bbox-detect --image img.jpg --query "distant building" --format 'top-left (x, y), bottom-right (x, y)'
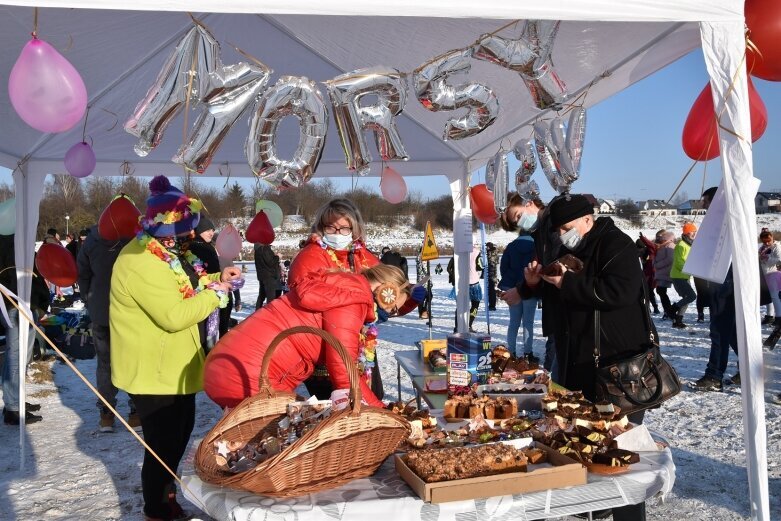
top-left (637, 199), bottom-right (677, 217)
top-left (678, 200), bottom-right (706, 216)
top-left (756, 192), bottom-right (781, 214)
top-left (581, 194), bottom-right (601, 215)
top-left (598, 199), bottom-right (615, 214)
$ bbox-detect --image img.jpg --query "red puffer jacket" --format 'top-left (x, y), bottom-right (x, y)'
top-left (288, 238), bottom-right (379, 287)
top-left (203, 270), bottom-right (383, 408)
top-left (289, 237), bottom-right (417, 315)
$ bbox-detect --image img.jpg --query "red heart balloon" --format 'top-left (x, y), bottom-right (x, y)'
top-left (36, 243), bottom-right (78, 287)
top-left (470, 184), bottom-right (499, 224)
top-left (98, 194), bottom-right (141, 241)
top-left (681, 76), bottom-right (768, 161)
top-left (245, 210), bottom-right (275, 245)
top-left (746, 0), bottom-right (781, 81)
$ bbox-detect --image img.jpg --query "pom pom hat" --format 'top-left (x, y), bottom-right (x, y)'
top-left (141, 175), bottom-right (202, 237)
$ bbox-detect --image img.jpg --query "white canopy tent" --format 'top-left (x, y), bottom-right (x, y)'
top-left (0, 1), bottom-right (767, 518)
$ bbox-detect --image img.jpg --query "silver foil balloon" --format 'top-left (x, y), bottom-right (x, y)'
top-left (125, 24), bottom-right (220, 156)
top-left (485, 151), bottom-right (509, 212)
top-left (325, 66), bottom-right (409, 175)
top-left (472, 20), bottom-right (568, 110)
top-left (533, 108), bottom-right (587, 194)
top-left (512, 138), bottom-right (540, 200)
top-left (173, 61), bottom-right (271, 173)
top-left (412, 48), bottom-right (499, 140)
top-left (246, 76), bottom-right (329, 188)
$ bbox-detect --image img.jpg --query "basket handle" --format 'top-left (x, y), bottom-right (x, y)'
top-left (259, 325), bottom-right (363, 416)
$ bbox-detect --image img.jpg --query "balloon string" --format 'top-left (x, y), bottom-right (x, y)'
top-left (226, 41), bottom-right (271, 73)
top-left (81, 106), bottom-right (91, 143)
top-left (469, 19), bottom-right (521, 48)
top-left (31, 7), bottom-right (38, 38)
top-left (0, 286), bottom-right (209, 514)
top-left (220, 162), bottom-right (232, 189)
top-left (101, 108), bottom-right (119, 132)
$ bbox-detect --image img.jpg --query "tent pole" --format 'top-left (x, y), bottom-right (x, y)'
top-left (449, 164), bottom-right (471, 334)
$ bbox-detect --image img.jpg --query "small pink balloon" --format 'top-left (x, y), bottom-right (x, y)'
top-left (380, 166), bottom-right (408, 204)
top-left (8, 38), bottom-right (88, 133)
top-left (215, 223), bottom-right (242, 260)
top-left (64, 141), bottom-right (96, 178)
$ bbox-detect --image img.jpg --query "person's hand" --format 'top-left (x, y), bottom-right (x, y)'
top-left (524, 260), bottom-right (543, 287)
top-left (210, 281), bottom-right (233, 293)
top-left (410, 284), bottom-right (427, 303)
top-left (500, 287), bottom-right (521, 306)
top-left (220, 266), bottom-right (242, 282)
top-left (541, 264), bottom-right (567, 289)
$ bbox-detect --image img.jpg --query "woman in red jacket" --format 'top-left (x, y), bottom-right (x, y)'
top-left (203, 264), bottom-right (409, 409)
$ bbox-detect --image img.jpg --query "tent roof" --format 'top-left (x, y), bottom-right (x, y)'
top-left (0, 3), bottom-right (722, 180)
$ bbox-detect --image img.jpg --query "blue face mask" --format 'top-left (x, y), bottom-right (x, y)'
top-left (322, 233), bottom-right (353, 250)
top-left (518, 212), bottom-right (538, 231)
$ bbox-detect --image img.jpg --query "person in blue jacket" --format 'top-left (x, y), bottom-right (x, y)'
top-left (499, 232), bottom-right (539, 362)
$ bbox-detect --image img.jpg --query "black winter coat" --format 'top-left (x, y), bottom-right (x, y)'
top-left (532, 217), bottom-right (655, 399)
top-left (76, 226), bottom-right (129, 326)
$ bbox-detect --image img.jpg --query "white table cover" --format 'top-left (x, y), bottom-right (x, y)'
top-left (181, 441), bottom-right (675, 520)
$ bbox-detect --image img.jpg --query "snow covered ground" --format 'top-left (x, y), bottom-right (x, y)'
top-left (2, 216), bottom-right (781, 520)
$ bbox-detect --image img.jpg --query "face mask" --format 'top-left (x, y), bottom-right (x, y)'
top-left (518, 212), bottom-right (538, 231)
top-left (560, 228), bottom-right (583, 250)
top-left (322, 233), bottom-right (353, 250)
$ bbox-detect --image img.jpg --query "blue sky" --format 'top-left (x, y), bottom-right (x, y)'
top-left (2, 50), bottom-right (780, 203)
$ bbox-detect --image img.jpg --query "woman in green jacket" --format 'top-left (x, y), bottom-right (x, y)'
top-left (670, 222), bottom-right (698, 329)
top-left (110, 176), bottom-right (240, 521)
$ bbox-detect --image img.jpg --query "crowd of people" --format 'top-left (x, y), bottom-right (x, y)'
top-left (1, 176), bottom-right (779, 521)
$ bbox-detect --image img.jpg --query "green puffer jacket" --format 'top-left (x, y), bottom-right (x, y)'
top-left (109, 238), bottom-right (222, 395)
top-left (670, 239), bottom-right (691, 280)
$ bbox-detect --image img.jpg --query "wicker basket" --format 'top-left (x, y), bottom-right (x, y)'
top-left (195, 325), bottom-right (411, 497)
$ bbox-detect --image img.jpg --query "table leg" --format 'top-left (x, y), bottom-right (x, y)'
top-left (397, 360), bottom-right (401, 403)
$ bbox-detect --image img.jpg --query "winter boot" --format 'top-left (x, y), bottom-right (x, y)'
top-left (672, 316), bottom-right (686, 329)
top-left (127, 409), bottom-right (143, 433)
top-left (689, 376), bottom-right (723, 392)
top-left (99, 407), bottom-right (115, 433)
top-left (3, 408), bottom-right (42, 425)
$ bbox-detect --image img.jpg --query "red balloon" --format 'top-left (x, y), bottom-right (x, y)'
top-left (746, 0), bottom-right (781, 81)
top-left (36, 243), bottom-right (77, 287)
top-left (681, 76), bottom-right (768, 161)
top-left (470, 184), bottom-right (498, 224)
top-left (245, 210), bottom-right (275, 245)
top-left (98, 194), bottom-right (141, 241)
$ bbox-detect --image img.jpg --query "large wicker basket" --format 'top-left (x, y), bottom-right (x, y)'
top-left (195, 325), bottom-right (411, 497)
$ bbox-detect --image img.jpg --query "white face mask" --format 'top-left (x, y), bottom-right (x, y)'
top-left (322, 233), bottom-right (353, 250)
top-left (518, 212), bottom-right (538, 231)
top-left (560, 227), bottom-right (583, 250)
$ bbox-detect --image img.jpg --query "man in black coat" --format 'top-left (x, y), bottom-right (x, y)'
top-left (254, 244), bottom-right (280, 309)
top-left (502, 194), bottom-right (652, 521)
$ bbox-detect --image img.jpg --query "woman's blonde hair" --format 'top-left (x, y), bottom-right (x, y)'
top-left (311, 198), bottom-right (366, 241)
top-left (362, 264), bottom-right (411, 297)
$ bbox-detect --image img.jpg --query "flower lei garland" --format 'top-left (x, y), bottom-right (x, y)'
top-left (139, 199), bottom-right (203, 229)
top-left (138, 232), bottom-right (228, 309)
top-left (357, 305), bottom-right (379, 385)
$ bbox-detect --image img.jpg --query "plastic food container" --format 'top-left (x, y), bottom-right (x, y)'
top-left (474, 383), bottom-right (548, 411)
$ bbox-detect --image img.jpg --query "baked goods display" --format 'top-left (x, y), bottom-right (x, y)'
top-left (404, 444), bottom-right (534, 482)
top-left (443, 395), bottom-right (518, 419)
top-left (212, 397), bottom-right (333, 473)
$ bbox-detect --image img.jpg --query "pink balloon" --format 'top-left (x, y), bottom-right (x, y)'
top-left (64, 141), bottom-right (96, 178)
top-left (215, 223), bottom-right (242, 260)
top-left (8, 38), bottom-right (88, 133)
top-left (380, 166), bottom-right (408, 204)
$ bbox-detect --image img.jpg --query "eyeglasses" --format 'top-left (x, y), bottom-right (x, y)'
top-left (324, 225), bottom-right (353, 236)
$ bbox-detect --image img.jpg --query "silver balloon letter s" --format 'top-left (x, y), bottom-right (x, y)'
top-left (174, 61), bottom-right (271, 173)
top-left (472, 20), bottom-right (567, 110)
top-left (246, 76), bottom-right (328, 189)
top-left (412, 48), bottom-right (499, 140)
top-left (534, 107), bottom-right (587, 194)
top-left (125, 24), bottom-right (220, 156)
top-left (513, 139), bottom-right (540, 200)
top-left (326, 66), bottom-right (409, 176)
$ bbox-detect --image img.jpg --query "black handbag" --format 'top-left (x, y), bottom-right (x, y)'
top-left (593, 281), bottom-right (681, 415)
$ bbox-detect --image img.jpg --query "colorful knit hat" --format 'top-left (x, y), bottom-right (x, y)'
top-left (141, 175), bottom-right (202, 237)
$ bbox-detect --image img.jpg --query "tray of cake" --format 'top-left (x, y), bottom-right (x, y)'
top-left (394, 438), bottom-right (587, 503)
